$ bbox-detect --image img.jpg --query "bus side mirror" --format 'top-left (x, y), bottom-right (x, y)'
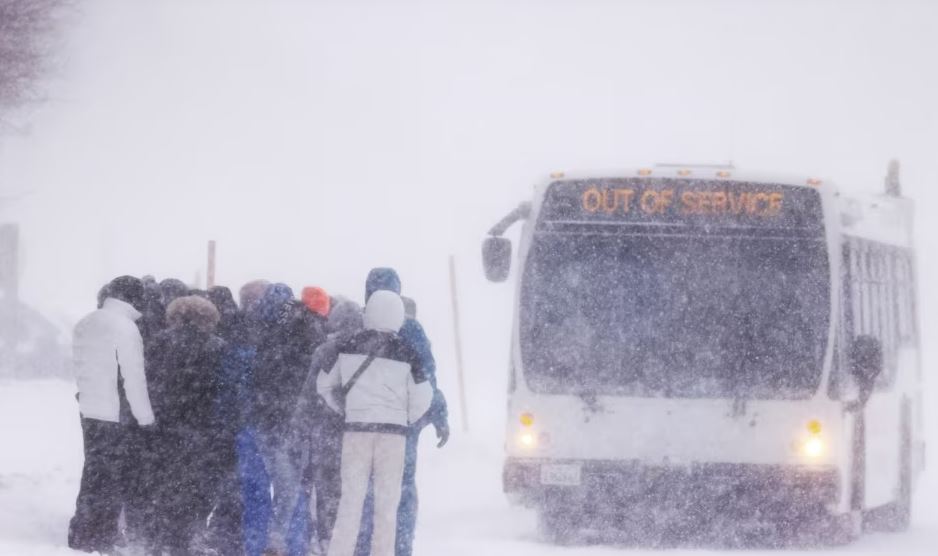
top-left (482, 236), bottom-right (512, 282)
top-left (849, 335), bottom-right (883, 399)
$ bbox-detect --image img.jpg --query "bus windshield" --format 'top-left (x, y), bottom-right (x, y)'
top-left (519, 233), bottom-right (830, 399)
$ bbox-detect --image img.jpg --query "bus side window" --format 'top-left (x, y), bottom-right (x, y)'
top-left (896, 253), bottom-right (916, 345)
top-left (843, 237), bottom-right (902, 393)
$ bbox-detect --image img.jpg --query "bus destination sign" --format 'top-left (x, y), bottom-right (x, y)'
top-left (539, 179), bottom-right (824, 233)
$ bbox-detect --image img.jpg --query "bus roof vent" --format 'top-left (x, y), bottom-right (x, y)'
top-left (885, 159), bottom-right (901, 197)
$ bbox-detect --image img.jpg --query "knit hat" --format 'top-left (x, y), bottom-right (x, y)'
top-left (301, 287), bottom-right (331, 317)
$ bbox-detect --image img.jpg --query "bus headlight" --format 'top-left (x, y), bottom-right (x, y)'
top-left (519, 432), bottom-right (537, 449)
top-left (799, 420), bottom-right (825, 459)
top-left (802, 436), bottom-right (825, 459)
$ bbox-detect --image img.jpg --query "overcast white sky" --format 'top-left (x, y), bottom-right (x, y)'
top-left (0, 0), bottom-right (936, 431)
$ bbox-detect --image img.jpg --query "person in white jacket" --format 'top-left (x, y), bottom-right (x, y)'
top-left (68, 276), bottom-right (156, 554)
top-left (317, 290), bottom-right (432, 556)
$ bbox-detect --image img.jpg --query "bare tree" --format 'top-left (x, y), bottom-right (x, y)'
top-left (0, 0), bottom-right (62, 112)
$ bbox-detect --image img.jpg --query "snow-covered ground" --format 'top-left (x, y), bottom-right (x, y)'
top-left (2, 378), bottom-right (936, 555)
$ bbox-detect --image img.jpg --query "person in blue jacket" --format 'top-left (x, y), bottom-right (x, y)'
top-left (354, 268), bottom-right (449, 556)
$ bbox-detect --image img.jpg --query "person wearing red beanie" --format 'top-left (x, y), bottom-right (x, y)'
top-left (302, 286), bottom-right (332, 318)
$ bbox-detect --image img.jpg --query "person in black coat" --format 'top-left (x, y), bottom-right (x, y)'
top-left (252, 283), bottom-right (328, 554)
top-left (120, 275), bottom-right (168, 549)
top-left (289, 297), bottom-right (363, 552)
top-left (205, 285), bottom-right (251, 554)
top-left (146, 295), bottom-right (226, 555)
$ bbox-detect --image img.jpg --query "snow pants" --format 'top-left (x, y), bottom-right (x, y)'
top-left (354, 430), bottom-right (420, 556)
top-left (329, 432), bottom-right (406, 556)
top-left (68, 418), bottom-right (127, 553)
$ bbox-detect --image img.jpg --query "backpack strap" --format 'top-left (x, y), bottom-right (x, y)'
top-left (341, 344), bottom-right (382, 398)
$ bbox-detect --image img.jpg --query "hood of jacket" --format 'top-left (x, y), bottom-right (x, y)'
top-left (103, 297), bottom-right (142, 322)
top-left (166, 295), bottom-right (220, 333)
top-left (327, 297), bottom-right (363, 338)
top-left (365, 268), bottom-right (401, 302)
top-left (159, 278), bottom-right (189, 307)
top-left (255, 283), bottom-right (295, 324)
top-left (239, 279), bottom-right (270, 312)
top-left (363, 290), bottom-right (405, 333)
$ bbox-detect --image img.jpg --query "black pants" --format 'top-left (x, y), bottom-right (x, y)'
top-left (154, 429), bottom-right (217, 555)
top-left (206, 432), bottom-right (244, 554)
top-left (68, 418), bottom-right (127, 553)
top-left (122, 426), bottom-right (162, 550)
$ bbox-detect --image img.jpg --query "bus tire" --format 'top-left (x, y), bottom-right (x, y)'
top-left (536, 504), bottom-right (581, 545)
top-left (870, 405), bottom-right (912, 532)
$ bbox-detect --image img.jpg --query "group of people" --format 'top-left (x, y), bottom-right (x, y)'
top-left (67, 269), bottom-right (449, 556)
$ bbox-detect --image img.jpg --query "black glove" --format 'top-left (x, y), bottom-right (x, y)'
top-left (433, 419), bottom-right (450, 448)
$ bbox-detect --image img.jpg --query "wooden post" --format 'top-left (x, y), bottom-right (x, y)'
top-left (449, 255), bottom-right (470, 433)
top-left (0, 224), bottom-right (19, 377)
top-left (207, 240), bottom-right (217, 289)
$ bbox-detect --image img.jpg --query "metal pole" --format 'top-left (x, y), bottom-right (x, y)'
top-left (449, 255), bottom-right (470, 433)
top-left (207, 240), bottom-right (217, 289)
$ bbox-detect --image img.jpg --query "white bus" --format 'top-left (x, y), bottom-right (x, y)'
top-left (482, 163), bottom-right (923, 543)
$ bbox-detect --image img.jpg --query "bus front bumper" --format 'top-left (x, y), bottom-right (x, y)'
top-left (504, 458), bottom-right (841, 517)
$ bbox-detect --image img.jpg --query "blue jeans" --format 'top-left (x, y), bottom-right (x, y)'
top-left (237, 428), bottom-right (271, 556)
top-left (237, 428), bottom-right (314, 556)
top-left (354, 431), bottom-right (419, 556)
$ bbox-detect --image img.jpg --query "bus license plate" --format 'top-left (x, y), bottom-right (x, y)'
top-left (540, 463), bottom-right (582, 486)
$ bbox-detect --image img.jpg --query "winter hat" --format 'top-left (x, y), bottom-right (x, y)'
top-left (301, 287), bottom-right (331, 317)
top-left (365, 268), bottom-right (401, 302)
top-left (363, 290), bottom-right (405, 333)
top-left (327, 297), bottom-right (363, 336)
top-left (159, 278), bottom-right (189, 307)
top-left (107, 276), bottom-right (145, 310)
top-left (239, 279), bottom-right (271, 312)
top-left (166, 295), bottom-right (221, 333)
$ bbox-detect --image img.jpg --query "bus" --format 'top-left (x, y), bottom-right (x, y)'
top-left (482, 163), bottom-right (923, 543)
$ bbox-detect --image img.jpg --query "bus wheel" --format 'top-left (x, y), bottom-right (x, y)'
top-left (537, 504), bottom-right (582, 545)
top-left (868, 408), bottom-right (912, 532)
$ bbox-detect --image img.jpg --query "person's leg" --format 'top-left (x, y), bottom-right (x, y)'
top-left (315, 427), bottom-right (343, 550)
top-left (238, 428), bottom-right (272, 556)
top-left (370, 435), bottom-right (406, 556)
top-left (327, 433), bottom-right (374, 556)
top-left (68, 418), bottom-right (123, 552)
top-left (211, 434), bottom-right (246, 554)
top-left (395, 432), bottom-right (420, 556)
top-left (258, 430), bottom-right (303, 554)
top-left (353, 481), bottom-right (374, 556)
top-left (287, 490), bottom-right (312, 556)
top-left (353, 482), bottom-right (374, 556)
